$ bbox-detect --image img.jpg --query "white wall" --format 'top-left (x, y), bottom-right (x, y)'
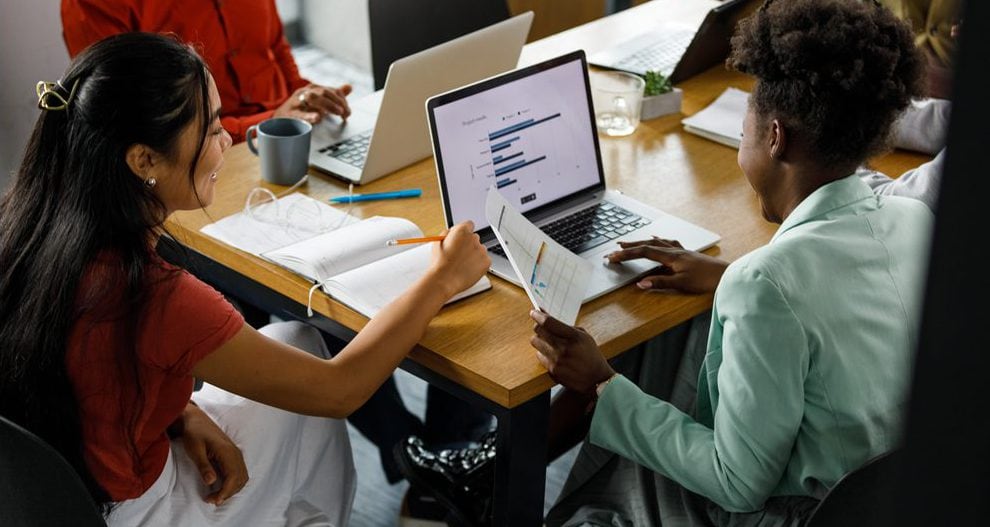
top-left (275, 0), bottom-right (299, 23)
top-left (302, 0), bottom-right (371, 71)
top-left (0, 0), bottom-right (71, 192)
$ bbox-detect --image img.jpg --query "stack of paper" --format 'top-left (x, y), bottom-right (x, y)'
top-left (681, 87), bottom-right (749, 149)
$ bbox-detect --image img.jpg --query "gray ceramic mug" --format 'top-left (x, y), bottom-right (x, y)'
top-left (246, 117), bottom-right (312, 185)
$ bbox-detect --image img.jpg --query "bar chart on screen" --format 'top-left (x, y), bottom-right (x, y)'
top-left (431, 58), bottom-right (602, 230)
top-left (488, 112), bottom-right (560, 190)
top-left (485, 189), bottom-right (591, 325)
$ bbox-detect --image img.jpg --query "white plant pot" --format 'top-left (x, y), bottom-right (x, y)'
top-left (641, 87), bottom-right (683, 120)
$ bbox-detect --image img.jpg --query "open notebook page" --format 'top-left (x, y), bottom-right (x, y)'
top-left (323, 244), bottom-right (491, 318)
top-left (261, 216), bottom-right (422, 282)
top-left (200, 193), bottom-right (359, 256)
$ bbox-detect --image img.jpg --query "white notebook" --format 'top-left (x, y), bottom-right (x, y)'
top-left (681, 86), bottom-right (749, 149)
top-left (262, 216), bottom-right (491, 318)
top-left (200, 194), bottom-right (489, 318)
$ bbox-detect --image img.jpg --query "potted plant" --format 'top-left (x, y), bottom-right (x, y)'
top-left (640, 70), bottom-right (682, 120)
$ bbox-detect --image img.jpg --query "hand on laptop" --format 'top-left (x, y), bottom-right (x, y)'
top-left (277, 83), bottom-right (353, 124)
top-left (606, 237), bottom-right (728, 294)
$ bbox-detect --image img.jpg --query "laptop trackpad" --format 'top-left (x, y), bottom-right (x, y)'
top-left (310, 109), bottom-right (376, 146)
top-left (598, 256), bottom-right (658, 282)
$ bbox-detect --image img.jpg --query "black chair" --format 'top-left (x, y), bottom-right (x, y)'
top-left (0, 415), bottom-right (107, 527)
top-left (804, 449), bottom-right (902, 527)
top-left (368, 0), bottom-right (511, 90)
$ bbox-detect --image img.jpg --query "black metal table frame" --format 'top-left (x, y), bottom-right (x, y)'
top-left (159, 238), bottom-right (549, 526)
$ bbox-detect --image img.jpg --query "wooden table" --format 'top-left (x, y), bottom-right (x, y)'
top-left (164, 1), bottom-right (931, 524)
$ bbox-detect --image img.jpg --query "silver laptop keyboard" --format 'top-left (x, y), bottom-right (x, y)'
top-left (490, 201), bottom-right (652, 256)
top-left (318, 130), bottom-right (372, 168)
top-left (614, 29), bottom-right (694, 73)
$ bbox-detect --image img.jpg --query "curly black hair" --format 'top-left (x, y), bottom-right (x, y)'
top-left (727, 0), bottom-right (924, 168)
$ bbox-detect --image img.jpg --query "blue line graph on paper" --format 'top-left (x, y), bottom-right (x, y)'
top-left (485, 189), bottom-right (591, 325)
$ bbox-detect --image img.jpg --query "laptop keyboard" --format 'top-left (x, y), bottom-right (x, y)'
top-left (613, 29), bottom-right (694, 73)
top-left (490, 201), bottom-right (652, 257)
top-left (318, 130), bottom-right (372, 168)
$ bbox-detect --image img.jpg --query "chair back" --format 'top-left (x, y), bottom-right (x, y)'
top-left (368, 0), bottom-right (511, 90)
top-left (804, 449), bottom-right (902, 527)
top-left (0, 415), bottom-right (107, 526)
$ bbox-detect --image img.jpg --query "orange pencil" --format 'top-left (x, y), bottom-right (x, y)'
top-left (384, 235), bottom-right (446, 247)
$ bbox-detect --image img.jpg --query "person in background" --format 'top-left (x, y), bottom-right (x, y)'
top-left (0, 32), bottom-right (490, 525)
top-left (879, 0), bottom-right (961, 100)
top-left (856, 18), bottom-right (961, 212)
top-left (61, 0), bottom-right (352, 142)
top-left (397, 1), bottom-right (934, 525)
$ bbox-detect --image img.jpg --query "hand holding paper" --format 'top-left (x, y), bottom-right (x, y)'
top-left (484, 189), bottom-right (592, 325)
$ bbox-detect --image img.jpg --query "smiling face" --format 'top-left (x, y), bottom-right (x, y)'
top-left (151, 74), bottom-right (231, 214)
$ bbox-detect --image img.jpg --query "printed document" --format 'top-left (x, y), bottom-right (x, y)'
top-left (485, 189), bottom-right (591, 325)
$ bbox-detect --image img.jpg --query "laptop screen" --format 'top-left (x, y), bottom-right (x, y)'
top-left (428, 51), bottom-right (605, 234)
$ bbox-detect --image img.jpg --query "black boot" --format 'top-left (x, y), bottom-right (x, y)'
top-left (394, 431), bottom-right (497, 527)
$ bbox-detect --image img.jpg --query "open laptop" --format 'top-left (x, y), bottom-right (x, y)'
top-left (588, 0), bottom-right (757, 83)
top-left (308, 11), bottom-right (533, 184)
top-left (427, 50), bottom-right (720, 302)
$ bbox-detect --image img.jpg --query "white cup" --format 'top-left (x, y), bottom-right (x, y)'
top-left (591, 71), bottom-right (645, 137)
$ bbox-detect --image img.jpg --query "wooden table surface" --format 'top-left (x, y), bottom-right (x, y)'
top-left (166, 0), bottom-right (931, 409)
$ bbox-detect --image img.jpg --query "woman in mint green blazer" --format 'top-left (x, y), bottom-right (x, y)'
top-left (529, 1), bottom-right (935, 525)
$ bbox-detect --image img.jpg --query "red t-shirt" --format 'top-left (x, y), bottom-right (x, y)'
top-left (66, 255), bottom-right (244, 501)
top-left (61, 0), bottom-right (309, 142)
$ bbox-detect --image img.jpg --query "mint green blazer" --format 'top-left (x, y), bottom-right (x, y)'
top-left (590, 175), bottom-right (934, 512)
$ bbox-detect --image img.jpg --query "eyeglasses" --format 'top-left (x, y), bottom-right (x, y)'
top-left (243, 176), bottom-right (356, 234)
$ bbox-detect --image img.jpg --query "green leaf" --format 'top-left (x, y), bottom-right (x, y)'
top-left (642, 70), bottom-right (672, 96)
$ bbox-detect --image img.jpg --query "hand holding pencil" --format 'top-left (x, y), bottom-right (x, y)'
top-left (420, 221), bottom-right (490, 299)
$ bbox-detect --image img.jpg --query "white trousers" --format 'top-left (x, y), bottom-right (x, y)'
top-left (107, 321), bottom-right (356, 527)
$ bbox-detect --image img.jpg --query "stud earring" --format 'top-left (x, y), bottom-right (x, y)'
top-left (145, 177), bottom-right (157, 188)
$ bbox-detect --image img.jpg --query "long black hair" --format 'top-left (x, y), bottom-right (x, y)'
top-left (0, 32), bottom-right (211, 507)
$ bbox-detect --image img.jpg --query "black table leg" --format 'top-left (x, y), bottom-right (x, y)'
top-left (492, 392), bottom-right (550, 527)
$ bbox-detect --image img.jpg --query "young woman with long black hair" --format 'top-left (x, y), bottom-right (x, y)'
top-left (0, 32), bottom-right (489, 525)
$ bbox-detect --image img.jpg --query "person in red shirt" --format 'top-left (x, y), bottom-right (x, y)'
top-left (0, 32), bottom-right (490, 524)
top-left (61, 0), bottom-right (353, 142)
top-left (64, 0), bottom-right (496, 500)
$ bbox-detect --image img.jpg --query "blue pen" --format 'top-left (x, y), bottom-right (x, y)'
top-left (328, 188), bottom-right (422, 203)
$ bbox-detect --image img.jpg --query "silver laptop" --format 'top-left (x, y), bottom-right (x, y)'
top-left (588, 0), bottom-right (754, 84)
top-left (309, 12), bottom-right (533, 184)
top-left (427, 51), bottom-right (720, 302)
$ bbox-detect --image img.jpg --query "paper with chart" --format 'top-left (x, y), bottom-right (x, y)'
top-left (485, 189), bottom-right (591, 325)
